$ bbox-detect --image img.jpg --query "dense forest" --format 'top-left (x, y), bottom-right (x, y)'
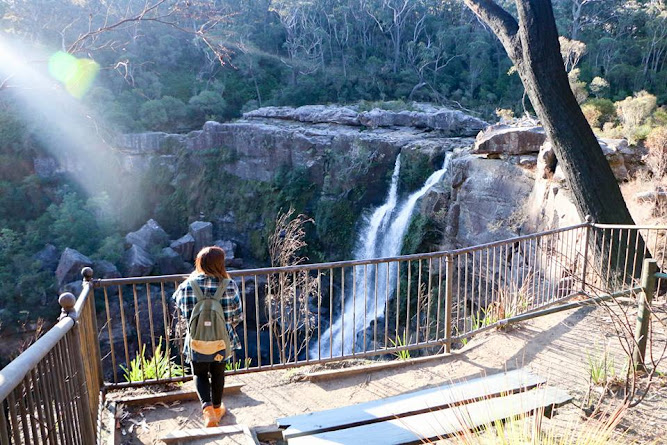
top-left (0, 0), bottom-right (665, 334)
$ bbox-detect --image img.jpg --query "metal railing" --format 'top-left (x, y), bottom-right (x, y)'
top-left (1, 222), bottom-right (666, 443)
top-left (92, 222), bottom-right (667, 388)
top-left (0, 269), bottom-right (103, 444)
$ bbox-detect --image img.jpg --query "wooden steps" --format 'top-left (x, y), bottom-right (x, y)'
top-left (277, 369), bottom-right (571, 444)
top-left (110, 382), bottom-right (244, 406)
top-left (160, 425), bottom-right (246, 443)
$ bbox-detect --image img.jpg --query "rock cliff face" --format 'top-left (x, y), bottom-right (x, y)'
top-left (113, 104), bottom-right (486, 186)
top-left (418, 123), bottom-right (642, 252)
top-left (106, 104), bottom-right (485, 260)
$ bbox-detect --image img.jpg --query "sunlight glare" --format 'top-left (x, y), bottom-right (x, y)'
top-left (48, 51), bottom-right (99, 99)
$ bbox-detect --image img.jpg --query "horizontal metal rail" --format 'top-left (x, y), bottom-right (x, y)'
top-left (0, 319), bottom-right (74, 402)
top-left (0, 271), bottom-right (102, 444)
top-left (96, 223), bottom-right (590, 287)
top-left (592, 223), bottom-right (667, 230)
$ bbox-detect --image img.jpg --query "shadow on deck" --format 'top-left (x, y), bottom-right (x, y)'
top-left (101, 303), bottom-right (667, 444)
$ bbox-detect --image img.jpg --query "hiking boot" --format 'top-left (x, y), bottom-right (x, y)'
top-left (203, 406), bottom-right (218, 428)
top-left (214, 404), bottom-right (226, 421)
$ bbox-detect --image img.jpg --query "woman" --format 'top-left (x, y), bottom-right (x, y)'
top-left (173, 246), bottom-right (243, 427)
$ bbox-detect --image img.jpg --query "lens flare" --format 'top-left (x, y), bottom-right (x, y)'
top-left (48, 51), bottom-right (99, 98)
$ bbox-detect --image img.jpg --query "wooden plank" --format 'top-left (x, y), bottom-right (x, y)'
top-left (279, 369), bottom-right (544, 439)
top-left (160, 425), bottom-right (244, 443)
top-left (112, 382), bottom-right (243, 406)
top-left (304, 353), bottom-right (454, 382)
top-left (304, 339), bottom-right (489, 382)
top-left (288, 387), bottom-right (572, 445)
top-left (107, 402), bottom-right (119, 445)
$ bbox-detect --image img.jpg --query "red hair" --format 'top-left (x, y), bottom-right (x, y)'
top-left (194, 246), bottom-right (230, 279)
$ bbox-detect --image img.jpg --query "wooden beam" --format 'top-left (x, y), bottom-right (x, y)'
top-left (107, 402), bottom-right (119, 445)
top-left (279, 369), bottom-right (544, 439)
top-left (303, 339), bottom-right (488, 383)
top-left (287, 387), bottom-right (572, 444)
top-left (160, 425), bottom-right (244, 443)
top-left (111, 382), bottom-right (243, 406)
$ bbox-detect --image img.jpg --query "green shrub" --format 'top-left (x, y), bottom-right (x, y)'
top-left (314, 198), bottom-right (356, 256)
top-left (121, 339), bottom-right (184, 383)
top-left (94, 234), bottom-right (125, 264)
top-left (188, 90), bottom-right (228, 123)
top-left (357, 100), bottom-right (414, 112)
top-left (226, 358), bottom-right (252, 371)
top-left (389, 330), bottom-right (411, 360)
top-left (582, 98), bottom-right (616, 127)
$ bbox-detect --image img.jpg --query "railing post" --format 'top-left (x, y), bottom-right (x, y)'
top-left (444, 255), bottom-right (454, 353)
top-left (69, 328), bottom-right (97, 443)
top-left (0, 400), bottom-right (9, 445)
top-left (633, 259), bottom-right (658, 371)
top-left (58, 292), bottom-right (76, 320)
top-left (58, 291), bottom-right (96, 444)
top-left (581, 215), bottom-right (593, 294)
top-left (78, 267), bottom-right (103, 432)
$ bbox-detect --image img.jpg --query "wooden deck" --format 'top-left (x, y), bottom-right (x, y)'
top-left (109, 304), bottom-right (666, 444)
top-left (278, 369), bottom-right (571, 444)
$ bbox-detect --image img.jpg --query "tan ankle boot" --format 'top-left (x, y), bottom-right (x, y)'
top-left (213, 403), bottom-right (226, 422)
top-left (203, 406), bottom-right (218, 427)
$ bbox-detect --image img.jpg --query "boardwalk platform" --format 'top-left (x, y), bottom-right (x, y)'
top-left (276, 369), bottom-right (571, 444)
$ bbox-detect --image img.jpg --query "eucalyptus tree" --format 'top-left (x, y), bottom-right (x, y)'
top-left (366, 0), bottom-right (419, 73)
top-left (463, 0), bottom-right (644, 278)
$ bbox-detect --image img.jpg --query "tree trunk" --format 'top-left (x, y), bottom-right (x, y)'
top-left (463, 0), bottom-right (644, 281)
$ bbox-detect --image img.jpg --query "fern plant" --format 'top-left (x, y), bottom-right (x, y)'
top-left (587, 344), bottom-right (617, 386)
top-left (389, 330), bottom-right (411, 360)
top-left (121, 338), bottom-right (184, 383)
top-left (225, 358), bottom-right (252, 371)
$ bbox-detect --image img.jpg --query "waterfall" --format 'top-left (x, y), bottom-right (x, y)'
top-left (312, 153), bottom-right (452, 357)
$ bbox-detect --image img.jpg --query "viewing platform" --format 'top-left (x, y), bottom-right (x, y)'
top-left (2, 222), bottom-right (666, 444)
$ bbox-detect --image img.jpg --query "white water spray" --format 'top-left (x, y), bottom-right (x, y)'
top-left (313, 153), bottom-right (452, 357)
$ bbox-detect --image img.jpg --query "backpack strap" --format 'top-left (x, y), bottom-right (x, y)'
top-left (189, 279), bottom-right (206, 302)
top-left (189, 278), bottom-right (232, 302)
top-left (212, 278), bottom-right (231, 301)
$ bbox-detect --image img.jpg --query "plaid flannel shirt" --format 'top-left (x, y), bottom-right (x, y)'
top-left (173, 273), bottom-right (244, 353)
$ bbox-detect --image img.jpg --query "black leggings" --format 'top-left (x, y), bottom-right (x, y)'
top-left (191, 361), bottom-right (226, 408)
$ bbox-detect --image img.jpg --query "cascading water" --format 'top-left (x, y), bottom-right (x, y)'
top-left (312, 153), bottom-right (453, 357)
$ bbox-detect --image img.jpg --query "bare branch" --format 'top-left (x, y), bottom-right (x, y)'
top-left (462, 0), bottom-right (519, 52)
top-left (66, 0), bottom-right (169, 54)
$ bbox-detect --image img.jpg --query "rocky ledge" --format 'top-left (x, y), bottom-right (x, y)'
top-left (243, 103), bottom-right (488, 135)
top-left (471, 124), bottom-right (641, 181)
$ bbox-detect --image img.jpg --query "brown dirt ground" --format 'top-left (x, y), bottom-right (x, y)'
top-left (107, 301), bottom-right (667, 445)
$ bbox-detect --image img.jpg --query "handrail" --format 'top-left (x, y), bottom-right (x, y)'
top-left (71, 280), bottom-right (93, 319)
top-left (0, 318), bottom-right (74, 401)
top-left (446, 223), bottom-right (588, 256)
top-left (96, 222), bottom-right (590, 287)
top-left (591, 223), bottom-right (667, 230)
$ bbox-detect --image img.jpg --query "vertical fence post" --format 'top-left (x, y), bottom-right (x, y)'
top-left (80, 268), bottom-right (103, 411)
top-left (444, 254), bottom-right (454, 353)
top-left (69, 328), bottom-right (97, 443)
top-left (633, 259), bottom-right (657, 371)
top-left (0, 401), bottom-right (10, 445)
top-left (581, 216), bottom-right (593, 293)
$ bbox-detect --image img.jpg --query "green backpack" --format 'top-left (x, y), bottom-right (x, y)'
top-left (185, 278), bottom-right (233, 362)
